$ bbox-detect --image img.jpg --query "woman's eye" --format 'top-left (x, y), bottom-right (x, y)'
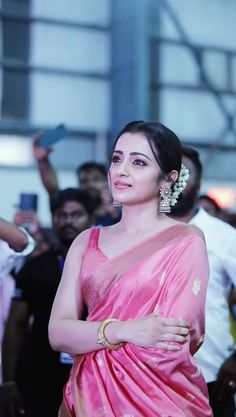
top-left (133, 159), bottom-right (147, 166)
top-left (112, 155), bottom-right (121, 163)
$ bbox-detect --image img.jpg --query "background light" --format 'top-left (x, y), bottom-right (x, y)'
top-left (0, 135), bottom-right (33, 166)
top-left (207, 187), bottom-right (236, 209)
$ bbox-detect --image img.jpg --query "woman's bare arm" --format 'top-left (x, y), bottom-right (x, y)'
top-left (48, 229), bottom-right (189, 355)
top-left (48, 229), bottom-right (107, 355)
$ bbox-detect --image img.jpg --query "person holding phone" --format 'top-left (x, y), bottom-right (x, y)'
top-left (2, 189), bottom-right (96, 417)
top-left (13, 193), bottom-right (51, 258)
top-left (33, 130), bottom-right (120, 226)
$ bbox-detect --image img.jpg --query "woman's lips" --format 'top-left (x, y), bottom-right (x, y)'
top-left (114, 181), bottom-right (131, 190)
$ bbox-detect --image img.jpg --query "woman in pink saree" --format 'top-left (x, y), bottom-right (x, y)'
top-left (49, 121), bottom-right (212, 417)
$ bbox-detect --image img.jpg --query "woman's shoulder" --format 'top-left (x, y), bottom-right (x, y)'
top-left (69, 227), bottom-right (96, 253)
top-left (185, 223), bottom-right (205, 240)
top-left (170, 221), bottom-right (205, 241)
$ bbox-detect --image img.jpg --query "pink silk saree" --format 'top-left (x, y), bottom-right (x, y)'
top-left (60, 224), bottom-right (212, 417)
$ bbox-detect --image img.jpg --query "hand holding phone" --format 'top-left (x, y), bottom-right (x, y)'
top-left (39, 124), bottom-right (69, 149)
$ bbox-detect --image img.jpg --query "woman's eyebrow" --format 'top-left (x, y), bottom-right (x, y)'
top-left (113, 150), bottom-right (152, 161)
top-left (130, 152), bottom-right (152, 161)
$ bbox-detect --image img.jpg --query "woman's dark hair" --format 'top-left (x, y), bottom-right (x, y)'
top-left (110, 121), bottom-right (182, 177)
top-left (50, 188), bottom-right (100, 215)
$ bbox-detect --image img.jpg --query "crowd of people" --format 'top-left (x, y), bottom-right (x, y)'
top-left (0, 121), bottom-right (236, 417)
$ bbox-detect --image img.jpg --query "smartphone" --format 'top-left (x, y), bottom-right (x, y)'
top-left (39, 124), bottom-right (69, 148)
top-left (17, 193), bottom-right (38, 233)
top-left (19, 193), bottom-right (38, 211)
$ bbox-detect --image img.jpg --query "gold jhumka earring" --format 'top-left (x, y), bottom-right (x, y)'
top-left (159, 183), bottom-right (172, 213)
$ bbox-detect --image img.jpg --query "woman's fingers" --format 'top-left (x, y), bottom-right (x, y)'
top-left (150, 314), bottom-right (189, 329)
top-left (161, 317), bottom-right (189, 328)
top-left (163, 326), bottom-right (189, 336)
top-left (156, 342), bottom-right (182, 350)
top-left (160, 333), bottom-right (187, 343)
top-left (129, 315), bottom-right (190, 348)
top-left (159, 323), bottom-right (189, 343)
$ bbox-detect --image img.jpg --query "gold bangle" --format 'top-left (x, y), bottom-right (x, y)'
top-left (97, 318), bottom-right (124, 349)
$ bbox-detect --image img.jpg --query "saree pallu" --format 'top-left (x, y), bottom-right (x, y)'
top-left (60, 225), bottom-right (213, 417)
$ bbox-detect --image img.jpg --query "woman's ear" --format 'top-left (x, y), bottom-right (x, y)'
top-left (168, 170), bottom-right (179, 184)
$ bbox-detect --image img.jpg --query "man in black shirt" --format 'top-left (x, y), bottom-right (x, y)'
top-left (2, 188), bottom-right (95, 417)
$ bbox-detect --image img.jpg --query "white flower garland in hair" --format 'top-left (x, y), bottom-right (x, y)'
top-left (170, 164), bottom-right (189, 207)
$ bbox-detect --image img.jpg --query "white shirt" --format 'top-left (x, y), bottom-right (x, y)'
top-left (0, 228), bottom-right (34, 383)
top-left (191, 208), bottom-right (236, 382)
top-left (0, 228), bottom-right (35, 287)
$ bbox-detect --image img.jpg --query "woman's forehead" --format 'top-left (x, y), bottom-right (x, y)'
top-left (115, 132), bottom-right (153, 155)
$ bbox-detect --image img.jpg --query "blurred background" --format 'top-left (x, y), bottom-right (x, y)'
top-left (0, 0), bottom-right (236, 225)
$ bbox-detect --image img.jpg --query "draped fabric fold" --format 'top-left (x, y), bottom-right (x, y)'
top-left (59, 225), bottom-right (212, 417)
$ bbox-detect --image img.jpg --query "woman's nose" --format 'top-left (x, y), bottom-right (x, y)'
top-left (117, 161), bottom-right (129, 176)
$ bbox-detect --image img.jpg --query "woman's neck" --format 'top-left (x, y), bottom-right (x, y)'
top-left (117, 201), bottom-right (170, 234)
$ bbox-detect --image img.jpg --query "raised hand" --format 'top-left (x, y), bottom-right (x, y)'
top-left (32, 131), bottom-right (52, 161)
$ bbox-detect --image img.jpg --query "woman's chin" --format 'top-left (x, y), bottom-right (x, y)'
top-left (118, 200), bottom-right (144, 207)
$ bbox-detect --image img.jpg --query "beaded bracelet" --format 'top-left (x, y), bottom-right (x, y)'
top-left (97, 318), bottom-right (124, 349)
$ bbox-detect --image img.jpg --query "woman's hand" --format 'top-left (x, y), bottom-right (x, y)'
top-left (107, 314), bottom-right (189, 351)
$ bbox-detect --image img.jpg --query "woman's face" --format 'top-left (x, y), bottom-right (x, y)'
top-left (109, 132), bottom-right (163, 206)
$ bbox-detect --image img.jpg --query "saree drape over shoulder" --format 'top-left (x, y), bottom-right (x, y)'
top-left (60, 225), bottom-right (212, 417)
